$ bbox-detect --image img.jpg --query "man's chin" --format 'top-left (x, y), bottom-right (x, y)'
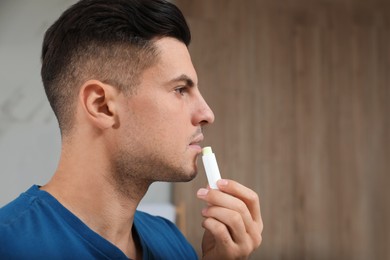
top-left (184, 170), bottom-right (198, 182)
top-left (169, 170), bottom-right (198, 183)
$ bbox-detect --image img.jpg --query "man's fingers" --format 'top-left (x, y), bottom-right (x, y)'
top-left (197, 180), bottom-right (263, 249)
top-left (216, 179), bottom-right (262, 224)
top-left (198, 181), bottom-right (262, 231)
top-left (202, 216), bottom-right (258, 258)
top-left (202, 217), bottom-right (233, 247)
top-left (202, 193), bottom-right (256, 236)
top-left (202, 206), bottom-right (247, 244)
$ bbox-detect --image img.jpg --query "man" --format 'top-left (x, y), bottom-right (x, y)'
top-left (0, 0), bottom-right (263, 259)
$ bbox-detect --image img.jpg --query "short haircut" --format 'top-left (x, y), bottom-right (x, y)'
top-left (41, 0), bottom-right (191, 135)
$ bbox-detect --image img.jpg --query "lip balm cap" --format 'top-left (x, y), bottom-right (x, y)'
top-left (202, 146), bottom-right (213, 155)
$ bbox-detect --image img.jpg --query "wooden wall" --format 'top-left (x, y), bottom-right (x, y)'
top-left (173, 0), bottom-right (390, 259)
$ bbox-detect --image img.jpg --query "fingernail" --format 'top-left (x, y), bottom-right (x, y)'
top-left (197, 188), bottom-right (209, 196)
top-left (218, 179), bottom-right (228, 186)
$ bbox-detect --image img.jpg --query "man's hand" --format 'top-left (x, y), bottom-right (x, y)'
top-left (197, 179), bottom-right (263, 260)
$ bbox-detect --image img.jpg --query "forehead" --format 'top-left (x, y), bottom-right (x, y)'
top-left (142, 37), bottom-right (198, 86)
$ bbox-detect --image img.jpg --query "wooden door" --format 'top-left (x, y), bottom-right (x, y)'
top-left (173, 1), bottom-right (390, 259)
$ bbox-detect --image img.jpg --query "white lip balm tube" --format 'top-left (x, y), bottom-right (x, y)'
top-left (202, 146), bottom-right (222, 189)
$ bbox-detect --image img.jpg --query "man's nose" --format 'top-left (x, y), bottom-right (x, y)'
top-left (193, 94), bottom-right (215, 126)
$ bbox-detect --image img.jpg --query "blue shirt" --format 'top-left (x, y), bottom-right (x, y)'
top-left (0, 185), bottom-right (198, 259)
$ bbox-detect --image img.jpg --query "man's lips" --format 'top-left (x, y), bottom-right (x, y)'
top-left (189, 134), bottom-right (204, 146)
top-left (189, 135), bottom-right (204, 153)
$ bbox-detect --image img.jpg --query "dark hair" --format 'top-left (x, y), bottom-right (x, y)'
top-left (41, 0), bottom-right (191, 135)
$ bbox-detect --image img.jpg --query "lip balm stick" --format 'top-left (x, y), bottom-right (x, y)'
top-left (202, 146), bottom-right (222, 190)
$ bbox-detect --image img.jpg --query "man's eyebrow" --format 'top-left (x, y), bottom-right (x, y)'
top-left (169, 74), bottom-right (195, 87)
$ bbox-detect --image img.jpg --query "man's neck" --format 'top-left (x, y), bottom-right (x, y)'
top-left (41, 151), bottom-right (149, 259)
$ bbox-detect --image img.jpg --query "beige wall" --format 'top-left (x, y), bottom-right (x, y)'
top-left (173, 0), bottom-right (390, 259)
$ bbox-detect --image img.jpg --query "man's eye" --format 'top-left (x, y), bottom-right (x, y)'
top-left (174, 87), bottom-right (187, 96)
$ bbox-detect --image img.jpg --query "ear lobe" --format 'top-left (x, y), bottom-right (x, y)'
top-left (80, 80), bottom-right (118, 130)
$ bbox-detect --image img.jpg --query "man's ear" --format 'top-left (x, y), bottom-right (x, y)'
top-left (79, 80), bottom-right (119, 130)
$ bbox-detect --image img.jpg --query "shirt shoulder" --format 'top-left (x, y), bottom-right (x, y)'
top-left (0, 185), bottom-right (39, 227)
top-left (0, 185), bottom-right (125, 259)
top-left (0, 186), bottom-right (48, 257)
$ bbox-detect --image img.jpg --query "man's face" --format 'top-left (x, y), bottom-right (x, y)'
top-left (111, 37), bottom-right (215, 185)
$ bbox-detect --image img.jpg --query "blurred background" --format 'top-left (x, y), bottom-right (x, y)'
top-left (1, 0), bottom-right (389, 259)
top-left (173, 0), bottom-right (389, 259)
